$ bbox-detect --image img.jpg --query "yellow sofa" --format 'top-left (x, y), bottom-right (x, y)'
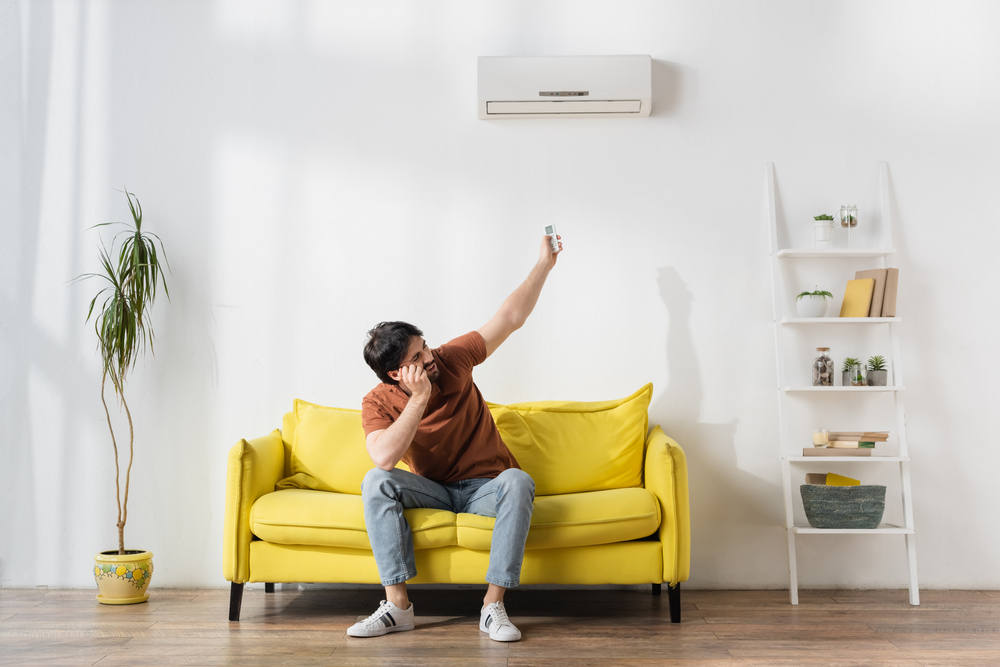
top-left (223, 384), bottom-right (690, 622)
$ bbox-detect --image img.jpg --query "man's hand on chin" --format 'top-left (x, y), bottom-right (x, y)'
top-left (400, 364), bottom-right (432, 400)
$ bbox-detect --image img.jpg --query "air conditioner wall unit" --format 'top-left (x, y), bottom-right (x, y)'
top-left (478, 55), bottom-right (652, 120)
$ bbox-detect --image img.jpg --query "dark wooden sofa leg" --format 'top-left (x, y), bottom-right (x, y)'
top-left (265, 583), bottom-right (274, 593)
top-left (652, 583), bottom-right (661, 596)
top-left (667, 583), bottom-right (681, 623)
top-left (229, 583), bottom-right (244, 621)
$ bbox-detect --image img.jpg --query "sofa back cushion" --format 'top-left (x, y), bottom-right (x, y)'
top-left (276, 399), bottom-right (409, 495)
top-left (276, 383), bottom-right (651, 497)
top-left (487, 383), bottom-right (651, 496)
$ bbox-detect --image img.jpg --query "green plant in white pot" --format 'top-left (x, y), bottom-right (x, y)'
top-left (77, 190), bottom-right (169, 605)
top-left (813, 214), bottom-right (834, 246)
top-left (866, 355), bottom-right (888, 387)
top-left (796, 286), bottom-right (833, 318)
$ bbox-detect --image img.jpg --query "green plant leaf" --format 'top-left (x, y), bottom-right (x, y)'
top-left (842, 357), bottom-right (861, 372)
top-left (867, 355), bottom-right (887, 371)
top-left (796, 289), bottom-right (834, 300)
top-left (76, 190), bottom-right (170, 395)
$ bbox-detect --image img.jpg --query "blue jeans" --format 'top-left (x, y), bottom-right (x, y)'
top-left (361, 467), bottom-right (535, 588)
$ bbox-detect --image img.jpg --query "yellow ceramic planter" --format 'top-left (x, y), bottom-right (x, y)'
top-left (94, 550), bottom-right (153, 604)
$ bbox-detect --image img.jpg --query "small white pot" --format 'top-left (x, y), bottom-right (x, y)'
top-left (814, 219), bottom-right (833, 246)
top-left (796, 295), bottom-right (829, 318)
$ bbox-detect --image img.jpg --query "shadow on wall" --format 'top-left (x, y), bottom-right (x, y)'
top-left (1, 0), bottom-right (55, 586)
top-left (2, 0), bottom-right (218, 586)
top-left (650, 267), bottom-right (782, 549)
top-left (650, 59), bottom-right (695, 118)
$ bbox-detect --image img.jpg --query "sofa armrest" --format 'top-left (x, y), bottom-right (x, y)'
top-left (644, 426), bottom-right (690, 585)
top-left (223, 430), bottom-right (284, 583)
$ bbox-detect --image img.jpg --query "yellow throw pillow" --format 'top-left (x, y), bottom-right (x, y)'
top-left (487, 384), bottom-right (652, 496)
top-left (277, 400), bottom-right (409, 495)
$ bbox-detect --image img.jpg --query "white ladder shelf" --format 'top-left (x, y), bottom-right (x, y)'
top-left (764, 162), bottom-right (919, 606)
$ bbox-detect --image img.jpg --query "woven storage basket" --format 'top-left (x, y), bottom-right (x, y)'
top-left (800, 484), bottom-right (886, 529)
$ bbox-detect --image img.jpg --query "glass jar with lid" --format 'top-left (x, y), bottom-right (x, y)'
top-left (812, 347), bottom-right (834, 386)
top-left (839, 204), bottom-right (858, 228)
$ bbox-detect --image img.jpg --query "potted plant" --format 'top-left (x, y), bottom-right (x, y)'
top-left (866, 355), bottom-right (888, 386)
top-left (78, 191), bottom-right (168, 604)
top-left (841, 357), bottom-right (861, 386)
top-left (795, 286), bottom-right (834, 318)
top-left (813, 214), bottom-right (834, 246)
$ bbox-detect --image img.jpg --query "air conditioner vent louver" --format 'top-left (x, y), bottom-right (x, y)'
top-left (486, 100), bottom-right (643, 115)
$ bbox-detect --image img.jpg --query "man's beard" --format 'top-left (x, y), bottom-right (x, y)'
top-left (425, 362), bottom-right (441, 383)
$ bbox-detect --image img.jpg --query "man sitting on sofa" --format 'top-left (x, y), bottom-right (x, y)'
top-left (346, 234), bottom-right (563, 642)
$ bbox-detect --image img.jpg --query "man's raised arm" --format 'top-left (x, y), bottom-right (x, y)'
top-left (478, 234), bottom-right (562, 359)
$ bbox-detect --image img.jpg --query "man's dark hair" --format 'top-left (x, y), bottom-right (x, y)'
top-left (364, 321), bottom-right (424, 385)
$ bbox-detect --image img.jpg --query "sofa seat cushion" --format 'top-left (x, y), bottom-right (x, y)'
top-left (250, 489), bottom-right (456, 550)
top-left (458, 487), bottom-right (660, 551)
top-left (251, 487), bottom-right (660, 552)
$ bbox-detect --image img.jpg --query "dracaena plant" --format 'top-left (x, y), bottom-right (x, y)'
top-left (867, 355), bottom-right (887, 371)
top-left (842, 357), bottom-right (861, 372)
top-left (76, 190), bottom-right (169, 555)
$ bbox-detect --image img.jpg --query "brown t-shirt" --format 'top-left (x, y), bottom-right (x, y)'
top-left (361, 331), bottom-right (520, 484)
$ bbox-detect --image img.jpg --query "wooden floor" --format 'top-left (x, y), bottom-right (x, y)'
top-left (2, 587), bottom-right (1000, 666)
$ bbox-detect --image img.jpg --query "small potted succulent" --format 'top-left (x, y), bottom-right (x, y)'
top-left (795, 286), bottom-right (834, 318)
top-left (841, 357), bottom-right (861, 386)
top-left (813, 214), bottom-right (834, 246)
top-left (866, 355), bottom-right (888, 386)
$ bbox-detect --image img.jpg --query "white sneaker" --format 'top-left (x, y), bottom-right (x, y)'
top-left (346, 600), bottom-right (415, 637)
top-left (480, 601), bottom-right (521, 642)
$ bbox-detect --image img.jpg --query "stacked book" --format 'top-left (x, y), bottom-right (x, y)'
top-left (802, 431), bottom-right (889, 457)
top-left (828, 431), bottom-right (888, 448)
top-left (840, 269), bottom-right (899, 318)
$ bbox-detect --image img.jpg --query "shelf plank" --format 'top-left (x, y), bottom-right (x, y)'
top-left (784, 386), bottom-right (903, 392)
top-left (784, 456), bottom-right (910, 462)
top-left (776, 249), bottom-right (896, 258)
top-left (791, 524), bottom-right (914, 535)
top-left (781, 317), bottom-right (901, 324)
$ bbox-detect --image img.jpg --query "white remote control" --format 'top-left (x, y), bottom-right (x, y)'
top-left (544, 224), bottom-right (561, 253)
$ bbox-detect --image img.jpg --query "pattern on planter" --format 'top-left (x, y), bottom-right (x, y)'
top-left (94, 560), bottom-right (153, 590)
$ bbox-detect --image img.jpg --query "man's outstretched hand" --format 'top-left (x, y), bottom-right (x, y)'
top-left (399, 363), bottom-right (432, 400)
top-left (540, 234), bottom-right (563, 270)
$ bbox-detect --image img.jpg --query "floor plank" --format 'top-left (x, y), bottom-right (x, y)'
top-left (0, 588), bottom-right (998, 665)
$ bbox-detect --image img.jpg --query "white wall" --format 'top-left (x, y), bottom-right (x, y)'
top-left (3, 0), bottom-right (999, 589)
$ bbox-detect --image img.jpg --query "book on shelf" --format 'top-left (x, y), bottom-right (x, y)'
top-left (855, 269), bottom-right (888, 317)
top-left (840, 279), bottom-right (875, 317)
top-left (828, 473), bottom-right (860, 486)
top-left (882, 268), bottom-right (899, 317)
top-left (802, 447), bottom-right (873, 457)
top-left (828, 438), bottom-right (888, 443)
top-left (805, 472), bottom-right (861, 486)
top-left (828, 431), bottom-right (889, 443)
top-left (828, 432), bottom-right (888, 441)
top-left (828, 441), bottom-right (876, 449)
